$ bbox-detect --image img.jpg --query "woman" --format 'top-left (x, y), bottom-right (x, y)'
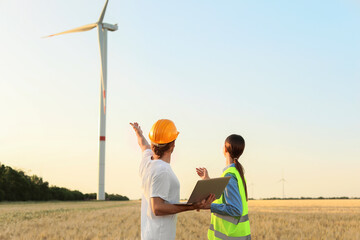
top-left (196, 134), bottom-right (251, 240)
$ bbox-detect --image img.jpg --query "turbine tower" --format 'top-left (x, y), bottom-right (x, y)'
top-left (45, 0), bottom-right (118, 200)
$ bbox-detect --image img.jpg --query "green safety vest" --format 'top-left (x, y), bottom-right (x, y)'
top-left (208, 166), bottom-right (251, 240)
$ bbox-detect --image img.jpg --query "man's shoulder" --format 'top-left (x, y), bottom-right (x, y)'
top-left (145, 162), bottom-right (171, 180)
top-left (151, 161), bottom-right (170, 173)
top-left (142, 149), bottom-right (153, 159)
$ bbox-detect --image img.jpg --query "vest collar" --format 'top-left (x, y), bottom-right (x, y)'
top-left (223, 163), bottom-right (236, 172)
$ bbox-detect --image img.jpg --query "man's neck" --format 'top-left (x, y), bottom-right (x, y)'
top-left (153, 153), bottom-right (171, 164)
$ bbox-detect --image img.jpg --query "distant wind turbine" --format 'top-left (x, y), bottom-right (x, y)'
top-left (279, 171), bottom-right (286, 199)
top-left (44, 0), bottom-right (118, 200)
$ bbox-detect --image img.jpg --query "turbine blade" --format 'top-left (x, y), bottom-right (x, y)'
top-left (102, 85), bottom-right (106, 114)
top-left (44, 23), bottom-right (97, 38)
top-left (100, 59), bottom-right (106, 114)
top-left (98, 0), bottom-right (109, 23)
top-left (98, 26), bottom-right (107, 114)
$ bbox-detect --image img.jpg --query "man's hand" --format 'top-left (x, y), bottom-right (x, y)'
top-left (196, 167), bottom-right (210, 180)
top-left (130, 122), bottom-right (143, 136)
top-left (130, 122), bottom-right (150, 152)
top-left (193, 193), bottom-right (216, 211)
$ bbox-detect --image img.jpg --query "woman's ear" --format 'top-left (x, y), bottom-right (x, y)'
top-left (223, 145), bottom-right (227, 156)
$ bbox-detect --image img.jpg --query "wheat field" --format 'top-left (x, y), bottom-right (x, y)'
top-left (0, 200), bottom-right (359, 240)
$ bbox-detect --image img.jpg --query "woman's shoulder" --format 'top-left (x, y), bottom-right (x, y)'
top-left (224, 172), bottom-right (238, 181)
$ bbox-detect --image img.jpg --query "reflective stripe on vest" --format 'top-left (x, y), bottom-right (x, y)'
top-left (213, 213), bottom-right (249, 225)
top-left (209, 224), bottom-right (251, 240)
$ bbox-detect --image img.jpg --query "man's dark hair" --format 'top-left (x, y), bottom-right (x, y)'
top-left (151, 140), bottom-right (175, 158)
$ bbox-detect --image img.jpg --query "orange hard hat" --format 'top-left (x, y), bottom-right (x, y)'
top-left (149, 119), bottom-right (179, 145)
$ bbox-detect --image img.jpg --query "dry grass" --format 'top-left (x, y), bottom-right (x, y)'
top-left (247, 200), bottom-right (360, 240)
top-left (0, 200), bottom-right (359, 240)
top-left (0, 201), bottom-right (141, 240)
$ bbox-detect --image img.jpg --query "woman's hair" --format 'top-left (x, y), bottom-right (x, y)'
top-left (151, 140), bottom-right (175, 158)
top-left (225, 134), bottom-right (248, 201)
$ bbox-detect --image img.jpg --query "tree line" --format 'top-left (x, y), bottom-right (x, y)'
top-left (0, 163), bottom-right (129, 201)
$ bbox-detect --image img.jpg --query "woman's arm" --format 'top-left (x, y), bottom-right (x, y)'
top-left (130, 122), bottom-right (151, 152)
top-left (196, 167), bottom-right (210, 180)
top-left (210, 173), bottom-right (243, 217)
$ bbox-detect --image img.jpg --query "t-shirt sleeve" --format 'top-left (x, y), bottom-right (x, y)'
top-left (139, 149), bottom-right (153, 177)
top-left (150, 171), bottom-right (171, 202)
top-left (142, 149), bottom-right (153, 159)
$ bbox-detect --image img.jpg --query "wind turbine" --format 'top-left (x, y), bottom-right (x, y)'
top-left (279, 171), bottom-right (286, 199)
top-left (45, 0), bottom-right (118, 200)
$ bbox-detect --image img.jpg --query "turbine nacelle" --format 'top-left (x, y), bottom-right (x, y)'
top-left (101, 23), bottom-right (118, 31)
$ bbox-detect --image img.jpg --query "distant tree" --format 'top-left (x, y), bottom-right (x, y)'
top-left (0, 164), bottom-right (5, 201)
top-left (105, 193), bottom-right (129, 201)
top-left (84, 193), bottom-right (97, 200)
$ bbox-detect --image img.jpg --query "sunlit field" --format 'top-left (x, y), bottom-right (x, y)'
top-left (1, 200), bottom-right (359, 240)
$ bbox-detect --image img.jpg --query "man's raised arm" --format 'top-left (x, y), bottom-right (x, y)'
top-left (130, 122), bottom-right (151, 152)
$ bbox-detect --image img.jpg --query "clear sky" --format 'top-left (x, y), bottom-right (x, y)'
top-left (0, 0), bottom-right (359, 200)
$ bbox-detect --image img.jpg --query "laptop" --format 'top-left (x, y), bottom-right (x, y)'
top-left (176, 177), bottom-right (231, 205)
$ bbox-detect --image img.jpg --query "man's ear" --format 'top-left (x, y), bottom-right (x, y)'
top-left (170, 141), bottom-right (175, 152)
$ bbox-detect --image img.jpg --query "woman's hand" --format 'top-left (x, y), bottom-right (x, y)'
top-left (196, 167), bottom-right (210, 180)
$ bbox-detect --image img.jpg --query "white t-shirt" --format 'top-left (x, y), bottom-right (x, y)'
top-left (139, 149), bottom-right (180, 240)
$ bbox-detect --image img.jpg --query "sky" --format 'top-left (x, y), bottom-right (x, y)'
top-left (0, 0), bottom-right (359, 200)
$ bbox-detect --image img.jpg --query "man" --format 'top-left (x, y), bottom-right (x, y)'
top-left (130, 119), bottom-right (215, 240)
